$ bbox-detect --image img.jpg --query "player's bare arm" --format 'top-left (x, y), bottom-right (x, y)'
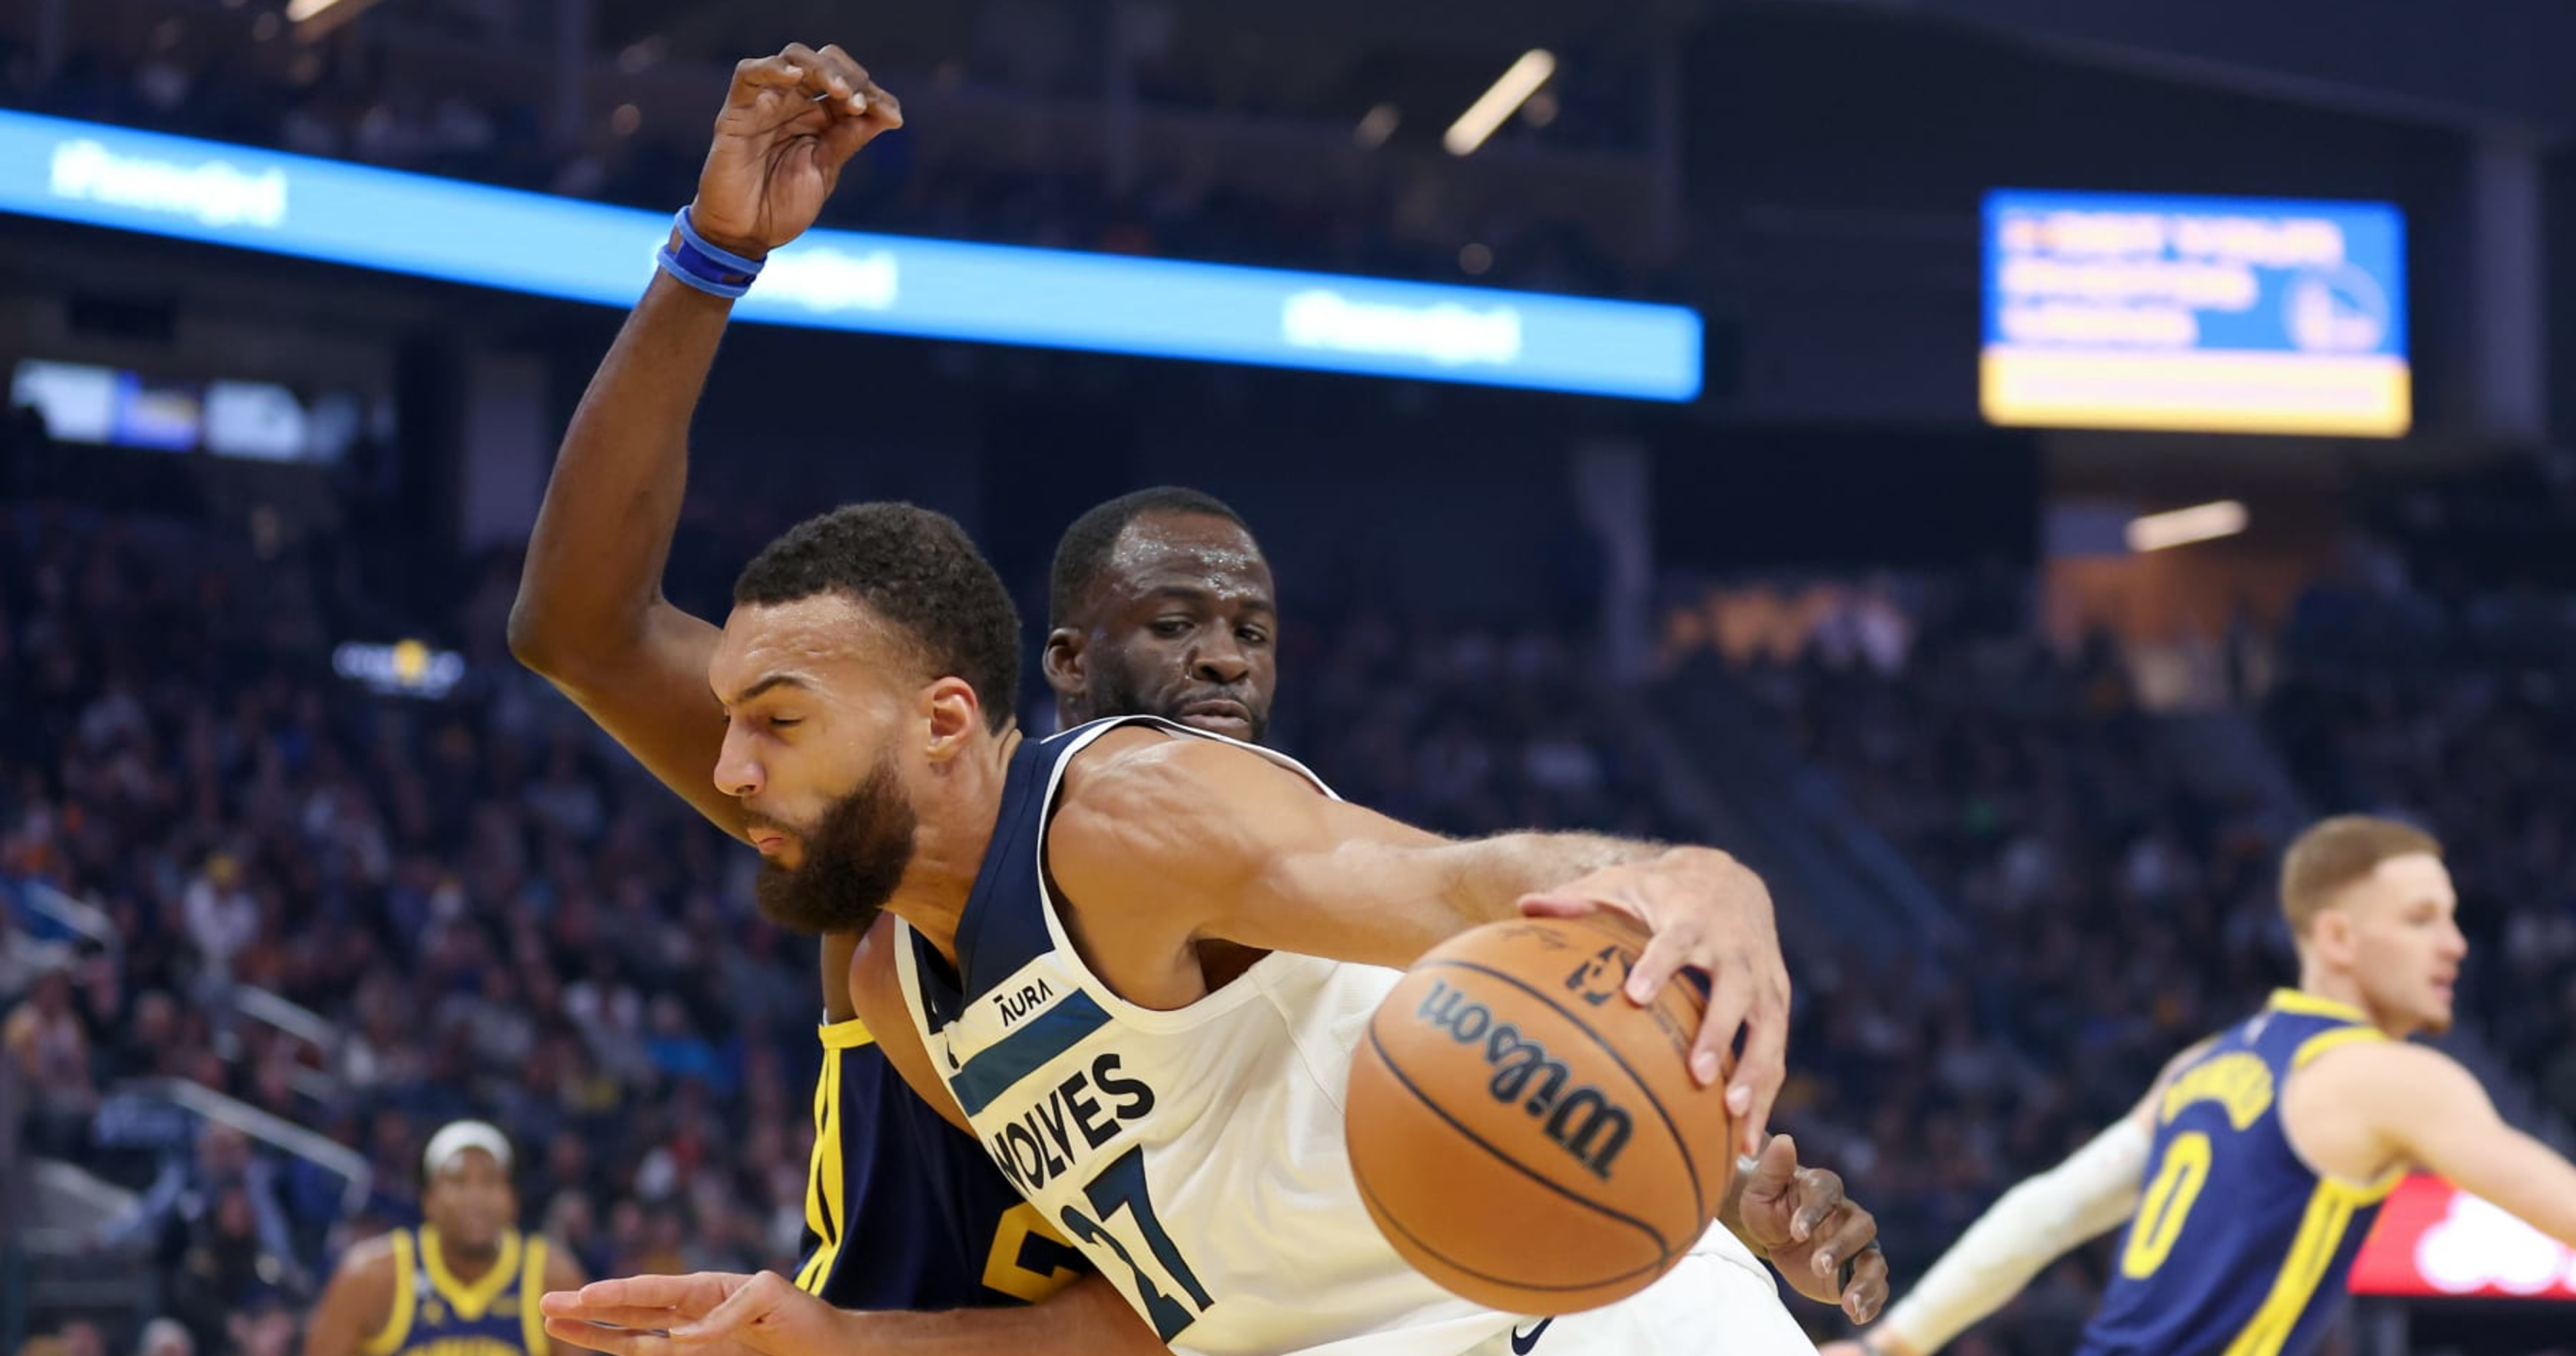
top-left (512, 41), bottom-right (900, 1012)
top-left (1043, 727), bottom-right (1791, 1153)
top-left (302, 1233), bottom-right (400, 1356)
top-left (510, 41), bottom-right (900, 841)
top-left (2285, 1039), bottom-right (2576, 1245)
top-left (1828, 1038), bottom-right (2213, 1356)
top-left (542, 1269), bottom-right (1167, 1356)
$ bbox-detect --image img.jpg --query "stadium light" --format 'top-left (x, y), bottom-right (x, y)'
top-left (2126, 500), bottom-right (2248, 552)
top-left (1443, 50), bottom-right (1555, 157)
top-left (285, 0), bottom-right (393, 37)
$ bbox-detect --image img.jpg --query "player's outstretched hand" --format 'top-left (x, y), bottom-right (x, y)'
top-left (1518, 844), bottom-right (1789, 1155)
top-left (1732, 1135), bottom-right (1889, 1322)
top-left (690, 43), bottom-right (904, 260)
top-left (541, 1272), bottom-right (842, 1356)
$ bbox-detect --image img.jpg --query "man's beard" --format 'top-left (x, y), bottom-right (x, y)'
top-left (1089, 661), bottom-right (1267, 743)
top-left (752, 754), bottom-right (919, 936)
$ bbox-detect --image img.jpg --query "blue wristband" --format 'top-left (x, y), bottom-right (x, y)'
top-left (657, 242), bottom-right (751, 298)
top-left (657, 205), bottom-right (763, 298)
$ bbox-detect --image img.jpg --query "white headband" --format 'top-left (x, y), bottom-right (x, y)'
top-left (422, 1120), bottom-right (512, 1179)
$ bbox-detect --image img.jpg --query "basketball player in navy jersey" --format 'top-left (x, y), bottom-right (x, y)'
top-left (517, 39), bottom-right (1882, 1356)
top-left (1826, 816), bottom-right (2576, 1356)
top-left (304, 1123), bottom-right (588, 1356)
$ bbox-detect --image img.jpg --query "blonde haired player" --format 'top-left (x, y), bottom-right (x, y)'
top-left (1828, 814), bottom-right (2576, 1356)
top-left (305, 1122), bottom-right (589, 1356)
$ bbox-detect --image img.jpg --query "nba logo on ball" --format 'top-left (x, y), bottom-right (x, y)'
top-left (1346, 916), bottom-right (1738, 1313)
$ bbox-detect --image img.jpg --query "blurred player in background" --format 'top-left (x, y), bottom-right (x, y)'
top-left (303, 1122), bottom-right (587, 1356)
top-left (1828, 815), bottom-right (2576, 1356)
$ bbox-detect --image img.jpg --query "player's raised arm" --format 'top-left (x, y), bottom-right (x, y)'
top-left (2301, 1041), bottom-right (2576, 1245)
top-left (1828, 1041), bottom-right (2211, 1356)
top-left (508, 41), bottom-right (902, 838)
top-left (1043, 729), bottom-right (1790, 1152)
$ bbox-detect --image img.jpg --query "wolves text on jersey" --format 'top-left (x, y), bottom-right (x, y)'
top-left (985, 1051), bottom-right (1159, 1192)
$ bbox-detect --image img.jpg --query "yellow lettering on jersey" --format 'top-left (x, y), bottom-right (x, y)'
top-left (982, 1201), bottom-right (1085, 1304)
top-left (2159, 1052), bottom-right (2275, 1130)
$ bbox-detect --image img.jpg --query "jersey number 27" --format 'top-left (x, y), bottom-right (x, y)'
top-left (1055, 1146), bottom-right (1215, 1340)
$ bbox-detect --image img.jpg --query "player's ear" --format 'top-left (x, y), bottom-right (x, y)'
top-left (922, 677), bottom-right (982, 761)
top-left (2310, 907), bottom-right (2357, 965)
top-left (1042, 628), bottom-right (1087, 700)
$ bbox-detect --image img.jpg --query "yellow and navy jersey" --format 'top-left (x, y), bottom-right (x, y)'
top-left (795, 1016), bottom-right (1091, 1309)
top-left (2076, 991), bottom-right (2406, 1356)
top-left (361, 1227), bottom-right (548, 1356)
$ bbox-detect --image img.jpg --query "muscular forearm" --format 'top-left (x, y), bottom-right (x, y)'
top-left (841, 1276), bottom-right (1165, 1356)
top-left (1438, 833), bottom-right (1666, 928)
top-left (508, 266), bottom-right (733, 673)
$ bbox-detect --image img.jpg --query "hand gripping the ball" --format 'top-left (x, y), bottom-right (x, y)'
top-left (1520, 845), bottom-right (1790, 1157)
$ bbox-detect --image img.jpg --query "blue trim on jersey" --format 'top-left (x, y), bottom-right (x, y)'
top-left (951, 734), bottom-right (1066, 1003)
top-left (952, 990), bottom-right (1112, 1115)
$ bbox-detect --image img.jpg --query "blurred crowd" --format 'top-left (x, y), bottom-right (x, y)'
top-left (0, 11), bottom-right (1639, 298)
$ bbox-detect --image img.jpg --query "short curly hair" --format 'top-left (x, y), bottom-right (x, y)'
top-left (1048, 486), bottom-right (1248, 631)
top-left (734, 503), bottom-right (1022, 732)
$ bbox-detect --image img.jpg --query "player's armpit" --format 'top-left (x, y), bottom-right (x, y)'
top-left (2323, 1042), bottom-right (2576, 1246)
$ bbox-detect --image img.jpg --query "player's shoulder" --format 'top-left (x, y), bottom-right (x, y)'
top-left (1053, 723), bottom-right (1284, 840)
top-left (2290, 1033), bottom-right (2471, 1096)
top-left (329, 1228), bottom-right (408, 1289)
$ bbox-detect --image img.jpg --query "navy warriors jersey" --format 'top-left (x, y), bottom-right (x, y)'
top-left (891, 717), bottom-right (1764, 1356)
top-left (792, 1016), bottom-right (1090, 1309)
top-left (360, 1227), bottom-right (547, 1356)
top-left (2077, 991), bottom-right (2406, 1356)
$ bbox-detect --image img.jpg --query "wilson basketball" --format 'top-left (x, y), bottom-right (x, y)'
top-left (1345, 913), bottom-right (1737, 1314)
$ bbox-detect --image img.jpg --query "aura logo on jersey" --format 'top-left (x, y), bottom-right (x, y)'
top-left (994, 977), bottom-right (1055, 1028)
top-left (1415, 979), bottom-right (1635, 1179)
top-left (984, 1052), bottom-right (1158, 1193)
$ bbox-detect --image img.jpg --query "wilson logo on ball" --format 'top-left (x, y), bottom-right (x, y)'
top-left (1415, 979), bottom-right (1636, 1178)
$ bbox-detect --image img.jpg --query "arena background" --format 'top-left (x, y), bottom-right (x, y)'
top-left (2, 1), bottom-right (2574, 1354)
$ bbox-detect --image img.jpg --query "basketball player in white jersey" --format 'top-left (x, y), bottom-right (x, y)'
top-left (538, 489), bottom-right (1819, 1356)
top-left (532, 40), bottom-right (1868, 1356)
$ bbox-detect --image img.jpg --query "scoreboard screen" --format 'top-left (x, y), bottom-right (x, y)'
top-left (1981, 189), bottom-right (2408, 437)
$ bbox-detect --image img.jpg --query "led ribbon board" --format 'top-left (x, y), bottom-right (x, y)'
top-left (1982, 189), bottom-right (2408, 436)
top-left (0, 109), bottom-right (1701, 401)
top-left (2350, 1175), bottom-right (2576, 1300)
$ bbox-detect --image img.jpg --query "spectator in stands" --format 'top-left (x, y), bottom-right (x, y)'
top-left (3, 965), bottom-right (94, 1157)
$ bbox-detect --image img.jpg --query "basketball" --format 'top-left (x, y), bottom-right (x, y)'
top-left (1345, 913), bottom-right (1737, 1314)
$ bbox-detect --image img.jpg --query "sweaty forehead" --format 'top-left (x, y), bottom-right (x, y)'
top-left (1100, 514), bottom-right (1273, 605)
top-left (712, 593), bottom-right (914, 694)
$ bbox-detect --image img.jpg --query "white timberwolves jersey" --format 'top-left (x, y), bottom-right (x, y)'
top-left (893, 718), bottom-right (1792, 1356)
